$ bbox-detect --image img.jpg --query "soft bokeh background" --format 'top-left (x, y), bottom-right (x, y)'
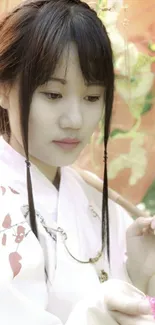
top-left (1, 0), bottom-right (155, 214)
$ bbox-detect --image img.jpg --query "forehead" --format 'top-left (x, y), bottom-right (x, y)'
top-left (48, 43), bottom-right (105, 88)
top-left (53, 43), bottom-right (82, 79)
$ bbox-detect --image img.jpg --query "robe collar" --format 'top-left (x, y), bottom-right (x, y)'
top-left (0, 136), bottom-right (102, 261)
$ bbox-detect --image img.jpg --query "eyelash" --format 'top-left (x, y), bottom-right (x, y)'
top-left (43, 93), bottom-right (62, 100)
top-left (42, 92), bottom-right (101, 102)
top-left (85, 96), bottom-right (100, 102)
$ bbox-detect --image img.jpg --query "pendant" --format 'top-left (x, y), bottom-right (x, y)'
top-left (98, 270), bottom-right (108, 283)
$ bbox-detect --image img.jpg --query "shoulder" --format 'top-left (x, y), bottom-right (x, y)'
top-left (65, 166), bottom-right (133, 230)
top-left (0, 161), bottom-right (24, 226)
top-left (64, 166), bottom-right (103, 205)
top-left (0, 183), bottom-right (22, 221)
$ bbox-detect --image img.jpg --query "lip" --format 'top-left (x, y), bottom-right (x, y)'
top-left (52, 138), bottom-right (81, 150)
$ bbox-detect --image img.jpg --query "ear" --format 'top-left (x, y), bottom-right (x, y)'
top-left (0, 83), bottom-right (10, 110)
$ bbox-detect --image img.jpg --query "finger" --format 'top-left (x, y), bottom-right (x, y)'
top-left (148, 228), bottom-right (155, 235)
top-left (105, 294), bottom-right (151, 316)
top-left (142, 227), bottom-right (149, 235)
top-left (150, 217), bottom-right (155, 232)
top-left (127, 217), bottom-right (153, 237)
top-left (141, 227), bottom-right (154, 236)
top-left (110, 311), bottom-right (154, 325)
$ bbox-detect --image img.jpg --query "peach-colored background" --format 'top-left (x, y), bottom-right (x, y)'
top-left (1, 0), bottom-right (155, 205)
top-left (79, 0), bottom-right (155, 205)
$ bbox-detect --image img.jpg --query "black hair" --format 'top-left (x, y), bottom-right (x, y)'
top-left (0, 0), bottom-right (114, 260)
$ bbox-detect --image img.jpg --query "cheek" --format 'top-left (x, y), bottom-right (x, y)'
top-left (84, 106), bottom-right (103, 133)
top-left (7, 84), bottom-right (21, 139)
top-left (8, 104), bottom-right (23, 145)
top-left (29, 97), bottom-right (52, 131)
top-left (28, 96), bottom-right (59, 146)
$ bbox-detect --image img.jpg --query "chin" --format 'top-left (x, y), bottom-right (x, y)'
top-left (33, 152), bottom-right (79, 168)
top-left (52, 151), bottom-right (83, 167)
top-left (51, 156), bottom-right (79, 167)
top-left (31, 142), bottom-right (86, 167)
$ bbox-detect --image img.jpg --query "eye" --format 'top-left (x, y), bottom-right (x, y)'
top-left (42, 92), bottom-right (62, 100)
top-left (85, 95), bottom-right (100, 102)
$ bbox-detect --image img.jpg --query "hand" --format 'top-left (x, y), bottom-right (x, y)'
top-left (109, 311), bottom-right (154, 325)
top-left (103, 280), bottom-right (154, 325)
top-left (126, 217), bottom-right (155, 293)
top-left (103, 280), bottom-right (151, 316)
top-left (66, 279), bottom-right (153, 325)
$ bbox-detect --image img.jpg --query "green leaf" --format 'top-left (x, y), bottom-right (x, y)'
top-left (148, 43), bottom-right (155, 52)
top-left (110, 128), bottom-right (128, 138)
top-left (141, 93), bottom-right (154, 115)
top-left (96, 0), bottom-right (106, 12)
top-left (142, 180), bottom-right (155, 216)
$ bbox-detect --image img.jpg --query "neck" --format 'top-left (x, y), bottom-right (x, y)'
top-left (30, 155), bottom-right (58, 183)
top-left (8, 134), bottom-right (58, 183)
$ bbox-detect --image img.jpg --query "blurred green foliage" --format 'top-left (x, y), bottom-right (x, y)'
top-left (142, 181), bottom-right (155, 216)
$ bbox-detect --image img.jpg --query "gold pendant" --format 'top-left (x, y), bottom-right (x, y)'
top-left (98, 270), bottom-right (108, 283)
top-left (89, 251), bottom-right (103, 264)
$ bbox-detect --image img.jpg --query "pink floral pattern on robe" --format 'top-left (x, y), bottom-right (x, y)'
top-left (0, 186), bottom-right (30, 278)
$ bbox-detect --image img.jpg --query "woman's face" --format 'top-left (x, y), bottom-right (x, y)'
top-left (6, 44), bottom-right (104, 167)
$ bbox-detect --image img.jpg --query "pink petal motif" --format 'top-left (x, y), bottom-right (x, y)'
top-left (15, 235), bottom-right (25, 244)
top-left (2, 214), bottom-right (12, 228)
top-left (8, 187), bottom-right (19, 195)
top-left (0, 186), bottom-right (6, 196)
top-left (17, 226), bottom-right (25, 235)
top-left (15, 226), bottom-right (25, 243)
top-left (2, 233), bottom-right (7, 246)
top-left (9, 252), bottom-right (22, 278)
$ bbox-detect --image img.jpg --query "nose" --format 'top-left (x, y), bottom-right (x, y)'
top-left (59, 99), bottom-right (83, 130)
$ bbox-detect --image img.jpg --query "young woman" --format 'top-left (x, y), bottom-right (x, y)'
top-left (0, 0), bottom-right (155, 324)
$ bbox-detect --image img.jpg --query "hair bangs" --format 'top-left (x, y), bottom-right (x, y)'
top-left (20, 2), bottom-right (113, 92)
top-left (69, 7), bottom-right (114, 88)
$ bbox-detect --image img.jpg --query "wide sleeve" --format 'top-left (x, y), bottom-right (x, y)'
top-left (0, 185), bottom-right (96, 325)
top-left (0, 283), bottom-right (62, 325)
top-left (65, 279), bottom-right (154, 325)
top-left (0, 185), bottom-right (65, 324)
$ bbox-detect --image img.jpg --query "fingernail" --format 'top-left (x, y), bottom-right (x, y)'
top-left (139, 301), bottom-right (151, 314)
top-left (143, 217), bottom-right (153, 223)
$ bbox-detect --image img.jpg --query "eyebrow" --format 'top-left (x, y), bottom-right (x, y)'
top-left (86, 81), bottom-right (104, 87)
top-left (48, 77), bottom-right (67, 85)
top-left (48, 77), bottom-right (104, 87)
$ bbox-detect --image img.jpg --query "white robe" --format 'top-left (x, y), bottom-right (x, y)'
top-left (0, 137), bottom-right (135, 324)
